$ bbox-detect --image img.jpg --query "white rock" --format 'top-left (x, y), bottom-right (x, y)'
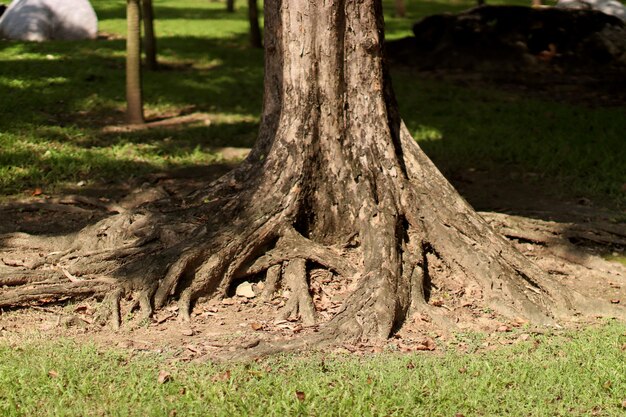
top-left (0, 0), bottom-right (98, 41)
top-left (556, 0), bottom-right (626, 22)
top-left (235, 281), bottom-right (256, 298)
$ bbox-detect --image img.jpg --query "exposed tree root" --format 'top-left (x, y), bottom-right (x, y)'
top-left (281, 258), bottom-right (316, 326)
top-left (483, 212), bottom-right (626, 248)
top-left (0, 279), bottom-right (114, 307)
top-left (1, 176), bottom-right (624, 350)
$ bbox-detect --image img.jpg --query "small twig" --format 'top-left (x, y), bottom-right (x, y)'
top-left (31, 306), bottom-right (60, 314)
top-left (60, 268), bottom-right (82, 283)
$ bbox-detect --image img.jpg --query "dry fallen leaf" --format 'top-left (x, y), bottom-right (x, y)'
top-left (211, 370), bottom-right (231, 382)
top-left (158, 370), bottom-right (172, 384)
top-left (295, 391), bottom-right (306, 402)
top-left (511, 317), bottom-right (529, 327)
top-left (537, 43), bottom-right (557, 62)
top-left (48, 370), bottom-right (59, 378)
top-left (610, 299), bottom-right (620, 304)
top-left (250, 322), bottom-right (263, 331)
top-left (32, 188), bottom-right (43, 196)
top-left (414, 337), bottom-right (437, 351)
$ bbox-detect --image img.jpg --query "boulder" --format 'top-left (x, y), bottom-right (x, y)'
top-left (0, 0), bottom-right (97, 41)
top-left (556, 0), bottom-right (626, 22)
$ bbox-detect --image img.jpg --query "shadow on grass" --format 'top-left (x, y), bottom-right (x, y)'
top-left (0, 117), bottom-right (258, 195)
top-left (95, 5), bottom-right (256, 21)
top-left (391, 68), bottom-right (626, 207)
top-left (0, 34), bottom-right (264, 127)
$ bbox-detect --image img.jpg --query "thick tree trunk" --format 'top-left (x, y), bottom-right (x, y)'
top-left (126, 0), bottom-right (144, 124)
top-left (226, 0), bottom-right (235, 13)
top-left (142, 0), bottom-right (158, 70)
top-left (248, 0), bottom-right (262, 48)
top-left (1, 0), bottom-right (622, 349)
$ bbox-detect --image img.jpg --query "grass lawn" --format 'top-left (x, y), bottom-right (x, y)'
top-left (0, 322), bottom-right (625, 416)
top-left (0, 0), bottom-right (624, 205)
top-left (1, 1), bottom-right (626, 415)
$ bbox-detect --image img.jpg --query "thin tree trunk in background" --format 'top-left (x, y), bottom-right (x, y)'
top-left (126, 0), bottom-right (144, 124)
top-left (248, 0), bottom-right (262, 48)
top-left (395, 0), bottom-right (406, 17)
top-left (142, 0), bottom-right (158, 70)
top-left (532, 0), bottom-right (543, 6)
top-left (227, 0), bottom-right (235, 12)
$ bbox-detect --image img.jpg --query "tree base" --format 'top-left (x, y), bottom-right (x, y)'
top-left (1, 138), bottom-right (624, 355)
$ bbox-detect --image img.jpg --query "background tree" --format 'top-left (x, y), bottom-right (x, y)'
top-left (126, 0), bottom-right (144, 124)
top-left (395, 0), bottom-right (406, 17)
top-left (142, 0), bottom-right (158, 70)
top-left (248, 0), bottom-right (262, 48)
top-left (226, 0), bottom-right (235, 13)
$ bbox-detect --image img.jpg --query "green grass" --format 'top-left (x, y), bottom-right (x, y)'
top-left (1, 0), bottom-right (624, 205)
top-left (0, 322), bottom-right (625, 416)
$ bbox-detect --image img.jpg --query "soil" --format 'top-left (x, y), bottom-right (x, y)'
top-left (1, 155), bottom-right (624, 360)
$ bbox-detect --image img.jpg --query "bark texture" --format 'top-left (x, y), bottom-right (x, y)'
top-left (126, 0), bottom-right (144, 124)
top-left (1, 0), bottom-right (622, 350)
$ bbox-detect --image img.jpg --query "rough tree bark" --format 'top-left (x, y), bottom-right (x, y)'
top-left (248, 0), bottom-right (262, 48)
top-left (126, 0), bottom-right (144, 124)
top-left (1, 0), bottom-right (622, 350)
top-left (142, 0), bottom-right (158, 70)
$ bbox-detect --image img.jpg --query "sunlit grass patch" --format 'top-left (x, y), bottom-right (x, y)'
top-left (0, 322), bottom-right (624, 416)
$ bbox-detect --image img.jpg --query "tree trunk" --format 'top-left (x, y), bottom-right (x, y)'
top-left (248, 0), bottom-right (262, 48)
top-left (126, 0), bottom-right (144, 124)
top-left (142, 0), bottom-right (158, 70)
top-left (226, 0), bottom-right (235, 13)
top-left (2, 0), bottom-right (620, 350)
top-left (394, 0), bottom-right (406, 17)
